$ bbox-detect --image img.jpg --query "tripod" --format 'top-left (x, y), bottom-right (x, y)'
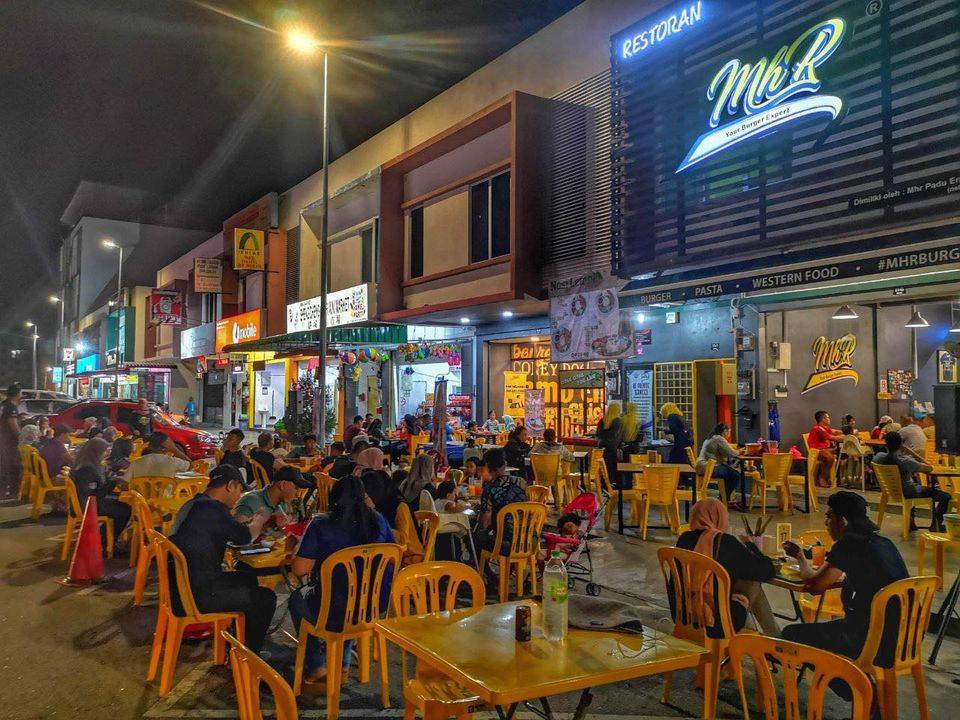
top-left (929, 569), bottom-right (960, 665)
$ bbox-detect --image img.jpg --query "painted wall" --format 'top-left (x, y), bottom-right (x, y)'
top-left (624, 305), bottom-right (736, 365)
top-left (330, 233), bottom-right (364, 292)
top-left (419, 191), bottom-right (470, 277)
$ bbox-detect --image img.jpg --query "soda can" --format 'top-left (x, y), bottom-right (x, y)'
top-left (515, 605), bottom-right (531, 642)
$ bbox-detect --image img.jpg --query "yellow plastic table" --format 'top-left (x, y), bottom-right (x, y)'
top-left (918, 531), bottom-right (960, 591)
top-left (376, 600), bottom-right (708, 719)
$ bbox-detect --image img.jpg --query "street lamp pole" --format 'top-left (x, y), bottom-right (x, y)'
top-left (31, 332), bottom-right (38, 389)
top-left (116, 245), bottom-right (124, 399)
top-left (49, 294), bottom-right (64, 391)
top-left (317, 49), bottom-right (330, 446)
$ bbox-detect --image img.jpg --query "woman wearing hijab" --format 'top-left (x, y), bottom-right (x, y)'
top-left (660, 402), bottom-right (693, 464)
top-left (71, 437), bottom-right (131, 549)
top-left (400, 453), bottom-right (435, 505)
top-left (366, 418), bottom-right (385, 442)
top-left (289, 475), bottom-right (394, 686)
top-left (106, 438), bottom-right (134, 485)
top-left (674, 498), bottom-right (778, 636)
top-left (596, 402), bottom-right (624, 488)
top-left (353, 446), bottom-right (386, 477)
top-left (620, 402), bottom-right (642, 458)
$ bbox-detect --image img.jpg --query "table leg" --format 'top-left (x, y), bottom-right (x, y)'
top-left (918, 534), bottom-right (927, 577)
top-left (571, 688), bottom-right (594, 720)
top-left (937, 544), bottom-right (945, 592)
top-left (579, 456), bottom-right (586, 491)
top-left (738, 459), bottom-right (746, 508)
top-left (617, 488), bottom-right (624, 535)
top-left (496, 702), bottom-right (519, 720)
top-left (929, 571), bottom-right (960, 664)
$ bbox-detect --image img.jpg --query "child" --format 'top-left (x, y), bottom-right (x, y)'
top-left (434, 480), bottom-right (468, 513)
top-left (463, 457), bottom-right (482, 483)
top-left (838, 423), bottom-right (869, 487)
top-left (556, 512), bottom-right (583, 540)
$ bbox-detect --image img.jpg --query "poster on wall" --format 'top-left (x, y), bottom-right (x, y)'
top-left (549, 271), bottom-right (636, 362)
top-left (938, 350), bottom-right (958, 384)
top-left (233, 228), bottom-right (265, 271)
top-left (149, 290), bottom-right (184, 326)
top-left (801, 334), bottom-right (858, 394)
top-left (524, 389), bottom-right (545, 435)
top-left (627, 368), bottom-right (655, 440)
top-left (503, 370), bottom-right (528, 419)
top-left (887, 369), bottom-right (914, 400)
top-left (194, 258), bottom-right (223, 293)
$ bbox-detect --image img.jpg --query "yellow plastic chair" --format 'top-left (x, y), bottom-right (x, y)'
top-left (786, 450), bottom-right (820, 513)
top-left (635, 464), bottom-right (681, 540)
top-left (410, 511), bottom-right (440, 564)
top-left (147, 530), bottom-right (245, 697)
top-left (389, 562), bottom-right (485, 720)
top-left (18, 444), bottom-right (38, 501)
top-left (313, 472), bottom-right (336, 513)
top-left (749, 453), bottom-right (792, 515)
top-left (61, 476), bottom-right (115, 560)
top-left (599, 458), bottom-right (640, 531)
top-left (30, 453), bottom-right (67, 519)
top-left (395, 503), bottom-right (427, 566)
top-left (410, 434), bottom-right (430, 457)
top-left (854, 576), bottom-right (937, 720)
top-left (658, 546), bottom-right (744, 720)
top-left (249, 459), bottom-right (270, 490)
top-left (794, 530), bottom-right (844, 623)
top-left (213, 447), bottom-right (224, 464)
top-left (120, 490), bottom-right (156, 606)
top-left (529, 453), bottom-right (564, 508)
top-left (478, 501), bottom-right (547, 603)
top-left (873, 463), bottom-right (933, 539)
top-left (292, 543), bottom-right (403, 720)
top-left (526, 484), bottom-right (550, 504)
top-left (222, 631), bottom-right (298, 720)
top-left (729, 634), bottom-right (873, 720)
top-left (677, 458), bottom-right (716, 506)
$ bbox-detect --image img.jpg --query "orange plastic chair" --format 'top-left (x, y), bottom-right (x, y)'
top-left (389, 562), bottom-right (485, 720)
top-left (794, 530), bottom-right (844, 623)
top-left (854, 576), bottom-right (937, 720)
top-left (409, 511), bottom-right (440, 564)
top-left (61, 476), bottom-right (115, 560)
top-left (873, 463), bottom-right (933, 539)
top-left (146, 530), bottom-right (245, 696)
top-left (658, 546), bottom-right (743, 720)
top-left (313, 472), bottom-right (336, 513)
top-left (478, 501), bottom-right (547, 603)
top-left (729, 634), bottom-right (873, 720)
top-left (213, 447), bottom-right (224, 464)
top-left (395, 503), bottom-right (426, 565)
top-left (30, 453), bottom-right (67, 519)
top-left (222, 630), bottom-right (298, 720)
top-left (530, 453), bottom-right (564, 508)
top-left (635, 464), bottom-right (681, 539)
top-left (249, 459), bottom-right (270, 490)
top-left (526, 484), bottom-right (550, 504)
top-left (292, 542), bottom-right (402, 720)
top-left (750, 453), bottom-right (792, 515)
top-left (18, 444), bottom-right (38, 501)
top-left (121, 490), bottom-right (157, 605)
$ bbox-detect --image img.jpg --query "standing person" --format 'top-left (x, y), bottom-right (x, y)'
top-left (873, 430), bottom-right (950, 531)
top-left (289, 475), bottom-right (394, 686)
top-left (184, 397), bottom-right (197, 425)
top-left (70, 438), bottom-right (131, 548)
top-left (133, 398), bottom-right (154, 438)
top-left (661, 402), bottom-right (693, 465)
top-left (484, 410), bottom-right (500, 434)
top-left (168, 464), bottom-right (276, 652)
top-left (807, 410), bottom-right (843, 488)
top-left (782, 491), bottom-right (908, 693)
top-left (596, 402), bottom-right (624, 488)
top-left (124, 432), bottom-right (191, 481)
top-left (0, 383), bottom-right (23, 499)
top-left (343, 416), bottom-right (364, 452)
top-left (697, 423), bottom-right (750, 507)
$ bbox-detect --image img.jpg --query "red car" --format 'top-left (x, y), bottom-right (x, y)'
top-left (50, 400), bottom-right (219, 460)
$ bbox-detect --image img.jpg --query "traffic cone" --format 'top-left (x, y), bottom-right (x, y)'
top-left (62, 496), bottom-right (105, 585)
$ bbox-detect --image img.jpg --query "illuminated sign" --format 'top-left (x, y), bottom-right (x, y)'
top-left (180, 322), bottom-right (216, 359)
top-left (76, 354), bottom-right (99, 374)
top-left (233, 228), bottom-right (265, 271)
top-left (677, 17), bottom-right (846, 173)
top-left (286, 283), bottom-right (374, 333)
top-left (215, 309), bottom-right (263, 352)
top-left (51, 367), bottom-right (63, 384)
top-left (802, 333), bottom-right (859, 394)
top-left (619, 1), bottom-right (703, 60)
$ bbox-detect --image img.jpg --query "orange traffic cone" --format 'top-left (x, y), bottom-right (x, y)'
top-left (62, 496), bottom-right (105, 585)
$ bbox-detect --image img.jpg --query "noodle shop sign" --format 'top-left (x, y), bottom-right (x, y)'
top-left (802, 333), bottom-right (859, 394)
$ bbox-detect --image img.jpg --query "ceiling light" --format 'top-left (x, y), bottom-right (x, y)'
top-left (48, 295), bottom-right (60, 303)
top-left (101, 238), bottom-right (118, 249)
top-left (459, 317), bottom-right (470, 324)
top-left (831, 304), bottom-right (858, 320)
top-left (635, 311), bottom-right (646, 324)
top-left (950, 320), bottom-right (960, 334)
top-left (905, 306), bottom-right (929, 328)
top-left (285, 27), bottom-right (320, 55)
top-left (530, 336), bottom-right (539, 342)
top-left (501, 310), bottom-right (514, 318)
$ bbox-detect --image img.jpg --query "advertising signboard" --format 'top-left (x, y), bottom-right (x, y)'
top-left (180, 322), bottom-right (216, 359)
top-left (215, 309), bottom-right (262, 353)
top-left (286, 283), bottom-right (374, 333)
top-left (233, 228), bottom-right (265, 271)
top-left (149, 290), bottom-right (184, 326)
top-left (194, 258), bottom-right (223, 293)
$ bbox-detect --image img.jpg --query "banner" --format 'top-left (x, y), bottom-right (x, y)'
top-left (233, 228), bottom-right (265, 270)
top-left (550, 285), bottom-right (636, 362)
top-left (558, 368), bottom-right (605, 389)
top-left (524, 389), bottom-right (545, 435)
top-left (286, 283), bottom-right (374, 332)
top-left (503, 370), bottom-right (528, 419)
top-left (149, 290), bottom-right (184, 326)
top-left (627, 368), bottom-right (655, 438)
top-left (194, 258), bottom-right (223, 293)
top-left (215, 309), bottom-right (262, 352)
top-left (180, 322), bottom-right (216, 359)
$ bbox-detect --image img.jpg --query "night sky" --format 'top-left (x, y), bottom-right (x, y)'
top-left (0, 0), bottom-right (581, 333)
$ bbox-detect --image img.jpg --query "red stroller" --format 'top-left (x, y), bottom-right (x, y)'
top-left (541, 491), bottom-right (602, 596)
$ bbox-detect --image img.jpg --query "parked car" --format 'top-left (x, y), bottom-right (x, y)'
top-left (19, 398), bottom-right (77, 423)
top-left (49, 400), bottom-right (219, 460)
top-left (19, 389), bottom-right (76, 402)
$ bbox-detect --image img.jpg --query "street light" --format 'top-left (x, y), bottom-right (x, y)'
top-left (287, 26), bottom-right (331, 444)
top-left (49, 295), bottom-right (65, 391)
top-left (102, 239), bottom-right (124, 398)
top-left (24, 322), bottom-right (38, 389)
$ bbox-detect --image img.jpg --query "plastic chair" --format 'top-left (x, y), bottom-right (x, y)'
top-left (854, 576), bottom-right (937, 720)
top-left (677, 458), bottom-right (716, 505)
top-left (61, 476), bottom-right (115, 560)
top-left (794, 530), bottom-right (844, 623)
top-left (786, 450), bottom-right (820, 514)
top-left (658, 546), bottom-right (742, 720)
top-left (222, 631), bottom-right (298, 720)
top-left (526, 484), bottom-right (550, 504)
top-left (213, 447), bottom-right (224, 464)
top-left (120, 490), bottom-right (156, 606)
top-left (749, 453), bottom-right (792, 515)
top-left (873, 463), bottom-right (933, 539)
top-left (409, 434), bottom-right (430, 457)
top-left (729, 634), bottom-right (873, 720)
top-left (599, 458), bottom-right (640, 531)
top-left (30, 453), bottom-right (67, 519)
top-left (389, 562), bottom-right (485, 720)
top-left (478, 501), bottom-right (547, 602)
top-left (529, 453), bottom-right (564, 508)
top-left (292, 543), bottom-right (402, 720)
top-left (18, 444), bottom-right (38, 501)
top-left (249, 459), bottom-right (270, 490)
top-left (395, 503), bottom-right (426, 565)
top-left (147, 530), bottom-right (245, 697)
top-left (635, 465), bottom-right (681, 540)
top-left (314, 472), bottom-right (336, 513)
top-left (410, 511), bottom-right (440, 564)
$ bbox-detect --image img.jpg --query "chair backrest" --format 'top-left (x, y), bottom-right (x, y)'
top-left (684, 445), bottom-right (697, 467)
top-left (394, 503), bottom-right (424, 556)
top-left (32, 452), bottom-right (56, 489)
top-left (697, 459), bottom-right (717, 496)
top-left (801, 433), bottom-right (810, 453)
top-left (529, 453), bottom-right (562, 486)
top-left (871, 463), bottom-right (905, 501)
top-left (643, 464), bottom-right (680, 504)
top-left (390, 561), bottom-right (486, 617)
top-left (418, 489), bottom-right (436, 512)
top-left (923, 439), bottom-right (937, 463)
top-left (172, 478), bottom-right (206, 500)
top-left (128, 476), bottom-right (176, 504)
top-left (222, 631), bottom-right (298, 720)
top-left (761, 452), bottom-right (792, 486)
top-left (149, 528), bottom-right (200, 617)
top-left (856, 576), bottom-right (937, 673)
top-left (213, 447), bottom-right (224, 464)
top-left (19, 444), bottom-right (38, 475)
top-left (413, 511), bottom-right (440, 562)
top-left (315, 543), bottom-right (402, 636)
top-left (598, 458), bottom-right (615, 495)
top-left (647, 450), bottom-right (661, 464)
top-left (795, 529), bottom-right (834, 550)
top-left (526, 484), bottom-right (550, 503)
top-left (729, 634), bottom-right (873, 720)
top-left (63, 475), bottom-right (84, 519)
top-left (491, 502), bottom-right (547, 560)
top-left (447, 468), bottom-right (464, 485)
top-left (313, 472), bottom-right (336, 513)
top-left (657, 546), bottom-right (736, 644)
top-left (249, 459), bottom-right (269, 490)
top-left (410, 434), bottom-right (430, 456)
top-left (121, 489), bottom-right (155, 549)
top-left (857, 431), bottom-right (872, 442)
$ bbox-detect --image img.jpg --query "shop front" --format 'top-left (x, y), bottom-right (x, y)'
top-left (180, 321), bottom-right (218, 423)
top-left (216, 308), bottom-right (269, 430)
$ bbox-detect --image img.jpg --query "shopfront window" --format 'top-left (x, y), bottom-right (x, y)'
top-left (410, 207), bottom-right (424, 279)
top-left (470, 171), bottom-right (511, 264)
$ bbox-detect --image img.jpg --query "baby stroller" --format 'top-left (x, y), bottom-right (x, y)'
top-left (542, 491), bottom-right (602, 596)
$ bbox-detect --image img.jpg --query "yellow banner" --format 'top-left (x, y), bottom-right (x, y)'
top-left (233, 228), bottom-right (265, 270)
top-left (503, 370), bottom-right (528, 419)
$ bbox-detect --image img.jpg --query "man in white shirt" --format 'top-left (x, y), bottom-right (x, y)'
top-left (898, 417), bottom-right (928, 456)
top-left (125, 432), bottom-right (192, 481)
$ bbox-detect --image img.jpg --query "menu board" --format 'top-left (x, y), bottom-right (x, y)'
top-left (503, 371), bottom-right (528, 419)
top-left (886, 369), bottom-right (914, 400)
top-left (558, 368), bottom-right (606, 389)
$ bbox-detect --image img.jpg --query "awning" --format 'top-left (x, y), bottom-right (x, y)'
top-left (221, 325), bottom-right (411, 354)
top-left (124, 358), bottom-right (180, 370)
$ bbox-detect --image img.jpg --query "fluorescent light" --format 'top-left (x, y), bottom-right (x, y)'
top-left (459, 317), bottom-right (470, 324)
top-left (831, 304), bottom-right (858, 320)
top-left (950, 321), bottom-right (960, 334)
top-left (501, 310), bottom-right (514, 318)
top-left (635, 311), bottom-right (646, 324)
top-left (530, 336), bottom-right (539, 342)
top-left (24, 320), bottom-right (34, 328)
top-left (101, 239), bottom-right (118, 249)
top-left (905, 306), bottom-right (929, 328)
top-left (48, 295), bottom-right (60, 303)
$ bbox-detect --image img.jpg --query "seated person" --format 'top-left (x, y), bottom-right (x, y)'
top-left (871, 415), bottom-right (893, 440)
top-left (168, 464), bottom-right (276, 652)
top-left (124, 432), bottom-right (191, 482)
top-left (838, 424), bottom-right (870, 486)
top-left (80, 417), bottom-right (100, 439)
top-left (289, 476), bottom-right (394, 686)
top-left (220, 428), bottom-right (252, 482)
top-left (289, 434), bottom-right (323, 462)
top-left (40, 424), bottom-right (73, 477)
top-left (696, 423), bottom-right (748, 506)
top-left (898, 416), bottom-right (928, 456)
top-left (782, 491), bottom-right (908, 695)
top-left (343, 415), bottom-right (364, 452)
top-left (400, 453), bottom-right (436, 505)
top-left (316, 440), bottom-right (343, 470)
top-left (873, 431), bottom-right (950, 531)
top-left (70, 438), bottom-right (131, 549)
top-left (329, 440), bottom-right (371, 480)
top-left (366, 418), bottom-right (385, 442)
top-left (101, 426), bottom-right (119, 445)
top-left (808, 410), bottom-right (844, 488)
top-left (271, 436), bottom-right (292, 459)
top-left (675, 498), bottom-right (778, 636)
top-left (233, 468), bottom-right (300, 526)
top-left (106, 438), bottom-right (134, 485)
top-left (434, 479), bottom-right (468, 513)
top-left (361, 465), bottom-right (404, 527)
top-left (462, 437), bottom-right (483, 464)
top-left (503, 426), bottom-right (532, 471)
top-left (249, 431), bottom-right (281, 483)
top-left (473, 448), bottom-right (528, 557)
top-left (462, 457), bottom-right (482, 484)
top-left (530, 428), bottom-right (575, 463)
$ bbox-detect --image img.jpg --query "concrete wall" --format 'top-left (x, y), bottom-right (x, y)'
top-left (330, 233), bottom-right (363, 292)
top-left (624, 305), bottom-right (736, 364)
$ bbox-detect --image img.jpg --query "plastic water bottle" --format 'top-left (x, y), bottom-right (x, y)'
top-left (543, 550), bottom-right (569, 641)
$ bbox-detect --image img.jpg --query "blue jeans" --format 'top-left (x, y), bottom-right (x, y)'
top-left (713, 464), bottom-right (750, 501)
top-left (288, 585), bottom-right (354, 674)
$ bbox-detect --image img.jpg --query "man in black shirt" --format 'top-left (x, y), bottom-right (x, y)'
top-left (220, 428), bottom-right (252, 484)
top-left (169, 464), bottom-right (276, 652)
top-left (249, 431), bottom-right (279, 484)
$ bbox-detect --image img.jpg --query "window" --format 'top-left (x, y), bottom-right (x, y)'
top-left (470, 171), bottom-right (511, 263)
top-left (361, 226), bottom-right (378, 283)
top-left (410, 207), bottom-right (424, 279)
top-left (78, 404), bottom-right (111, 422)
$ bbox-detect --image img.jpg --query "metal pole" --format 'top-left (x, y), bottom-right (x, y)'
top-left (317, 50), bottom-right (331, 444)
top-left (31, 333), bottom-right (38, 389)
top-left (58, 297), bottom-right (65, 391)
top-left (116, 246), bottom-right (123, 399)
